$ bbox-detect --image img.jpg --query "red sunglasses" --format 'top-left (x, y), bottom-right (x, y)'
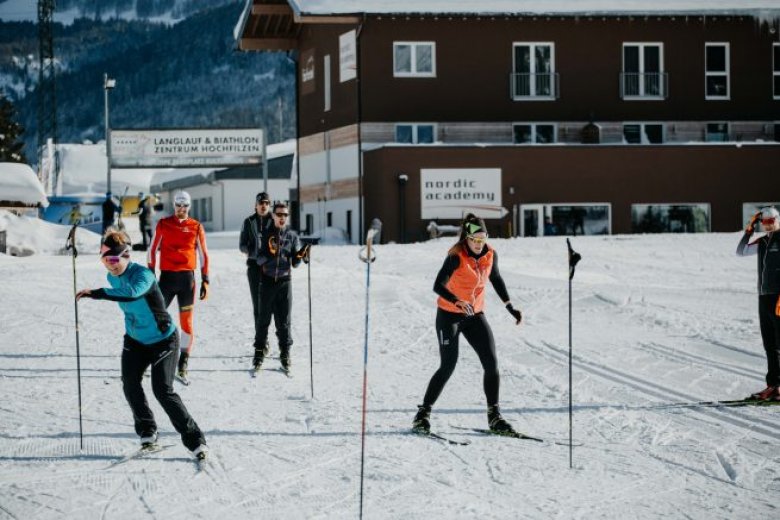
top-left (102, 255), bottom-right (125, 265)
top-left (762, 218), bottom-right (777, 225)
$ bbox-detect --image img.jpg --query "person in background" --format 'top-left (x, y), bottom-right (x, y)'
top-left (240, 192), bottom-right (274, 362)
top-left (412, 213), bottom-right (524, 436)
top-left (135, 193), bottom-right (154, 250)
top-left (737, 206), bottom-right (780, 402)
top-left (252, 202), bottom-right (309, 375)
top-left (147, 190), bottom-right (210, 383)
top-left (76, 230), bottom-right (208, 460)
top-left (102, 192), bottom-right (120, 234)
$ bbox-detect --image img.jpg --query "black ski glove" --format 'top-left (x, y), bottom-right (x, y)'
top-left (506, 303), bottom-right (522, 325)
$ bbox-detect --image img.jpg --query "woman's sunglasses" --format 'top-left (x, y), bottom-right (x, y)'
top-left (101, 255), bottom-right (125, 265)
top-left (467, 235), bottom-right (487, 244)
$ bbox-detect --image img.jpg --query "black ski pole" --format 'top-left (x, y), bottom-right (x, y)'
top-left (358, 219), bottom-right (381, 520)
top-left (66, 224), bottom-right (84, 451)
top-left (566, 238), bottom-right (581, 470)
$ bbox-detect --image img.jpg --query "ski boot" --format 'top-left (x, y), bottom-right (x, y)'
top-left (177, 351), bottom-right (189, 380)
top-left (252, 349), bottom-right (264, 374)
top-left (412, 404), bottom-right (431, 434)
top-left (193, 444), bottom-right (208, 461)
top-left (280, 350), bottom-right (292, 376)
top-left (487, 405), bottom-right (517, 436)
top-left (140, 432), bottom-right (158, 450)
top-left (749, 385), bottom-right (778, 401)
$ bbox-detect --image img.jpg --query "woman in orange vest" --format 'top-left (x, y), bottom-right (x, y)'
top-left (413, 214), bottom-right (523, 436)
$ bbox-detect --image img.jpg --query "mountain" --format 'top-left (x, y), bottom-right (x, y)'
top-left (0, 1), bottom-right (296, 165)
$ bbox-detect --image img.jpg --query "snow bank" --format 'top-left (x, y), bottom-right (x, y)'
top-left (0, 210), bottom-right (101, 257)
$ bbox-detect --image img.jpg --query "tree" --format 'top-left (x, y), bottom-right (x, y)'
top-left (0, 95), bottom-right (27, 163)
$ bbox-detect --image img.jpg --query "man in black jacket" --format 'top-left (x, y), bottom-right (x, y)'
top-left (737, 206), bottom-right (780, 401)
top-left (253, 202), bottom-right (309, 374)
top-left (240, 192), bottom-right (273, 360)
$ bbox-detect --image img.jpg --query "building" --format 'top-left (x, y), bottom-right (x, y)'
top-left (235, 0), bottom-right (780, 242)
top-left (150, 139), bottom-right (296, 231)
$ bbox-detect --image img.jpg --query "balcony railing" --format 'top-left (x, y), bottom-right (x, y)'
top-left (510, 72), bottom-right (560, 100)
top-left (620, 72), bottom-right (668, 99)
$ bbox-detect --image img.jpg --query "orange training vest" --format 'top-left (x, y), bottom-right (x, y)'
top-left (437, 245), bottom-right (494, 314)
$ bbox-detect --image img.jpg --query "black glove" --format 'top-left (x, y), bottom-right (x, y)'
top-left (199, 282), bottom-right (209, 301)
top-left (506, 303), bottom-right (522, 325)
top-left (746, 212), bottom-right (761, 234)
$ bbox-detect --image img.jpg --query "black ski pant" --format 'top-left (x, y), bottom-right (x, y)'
top-left (140, 221), bottom-right (152, 248)
top-left (422, 309), bottom-right (500, 408)
top-left (159, 271), bottom-right (196, 354)
top-left (121, 333), bottom-right (205, 451)
top-left (247, 263), bottom-right (269, 350)
top-left (758, 293), bottom-right (780, 386)
top-left (255, 276), bottom-right (292, 360)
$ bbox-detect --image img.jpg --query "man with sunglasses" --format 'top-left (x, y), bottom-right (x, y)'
top-left (148, 191), bottom-right (210, 384)
top-left (76, 230), bottom-right (208, 460)
top-left (252, 202), bottom-right (310, 375)
top-left (737, 206), bottom-right (780, 402)
top-left (240, 192), bottom-right (274, 360)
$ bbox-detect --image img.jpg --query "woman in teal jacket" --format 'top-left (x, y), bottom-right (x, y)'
top-left (77, 230), bottom-right (208, 459)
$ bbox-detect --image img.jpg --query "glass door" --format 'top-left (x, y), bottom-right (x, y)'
top-left (520, 204), bottom-right (544, 237)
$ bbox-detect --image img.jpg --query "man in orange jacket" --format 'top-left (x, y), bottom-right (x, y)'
top-left (148, 191), bottom-right (210, 383)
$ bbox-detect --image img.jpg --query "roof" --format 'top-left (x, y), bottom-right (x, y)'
top-left (0, 163), bottom-right (49, 208)
top-left (288, 1), bottom-right (780, 16)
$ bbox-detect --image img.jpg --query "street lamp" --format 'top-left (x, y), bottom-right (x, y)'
top-left (104, 73), bottom-right (116, 195)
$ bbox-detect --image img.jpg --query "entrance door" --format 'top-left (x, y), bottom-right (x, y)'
top-left (520, 204), bottom-right (544, 237)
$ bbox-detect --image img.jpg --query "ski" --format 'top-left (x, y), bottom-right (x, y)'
top-left (106, 443), bottom-right (175, 469)
top-left (411, 428), bottom-right (470, 446)
top-left (250, 367), bottom-right (260, 378)
top-left (451, 425), bottom-right (544, 443)
top-left (175, 373), bottom-right (190, 386)
top-left (649, 398), bottom-right (780, 410)
top-left (281, 367), bottom-right (292, 378)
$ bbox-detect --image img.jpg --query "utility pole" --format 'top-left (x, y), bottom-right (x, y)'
top-left (37, 0), bottom-right (58, 192)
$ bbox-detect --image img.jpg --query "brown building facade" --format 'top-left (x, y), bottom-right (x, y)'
top-left (237, 0), bottom-right (780, 242)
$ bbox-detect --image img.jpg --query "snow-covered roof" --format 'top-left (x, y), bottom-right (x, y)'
top-left (289, 1), bottom-right (780, 17)
top-left (0, 163), bottom-right (48, 207)
top-left (56, 143), bottom-right (168, 197)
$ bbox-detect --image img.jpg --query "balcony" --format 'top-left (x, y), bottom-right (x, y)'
top-left (620, 72), bottom-right (668, 99)
top-left (510, 72), bottom-right (560, 100)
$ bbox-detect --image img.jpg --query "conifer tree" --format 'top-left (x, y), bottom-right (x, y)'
top-left (0, 95), bottom-right (27, 163)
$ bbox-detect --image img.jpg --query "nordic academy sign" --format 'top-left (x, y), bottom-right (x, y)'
top-left (421, 168), bottom-right (504, 219)
top-left (110, 128), bottom-right (264, 168)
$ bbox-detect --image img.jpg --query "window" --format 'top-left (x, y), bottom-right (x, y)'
top-left (622, 43), bottom-right (665, 98)
top-left (513, 123), bottom-right (557, 143)
top-left (346, 210), bottom-right (352, 242)
top-left (774, 44), bottom-right (780, 99)
top-left (623, 123), bottom-right (664, 144)
top-left (395, 123), bottom-right (436, 144)
top-left (191, 197), bottom-right (212, 223)
top-left (519, 204), bottom-right (611, 237)
top-left (326, 212), bottom-right (332, 227)
top-left (705, 43), bottom-right (729, 99)
top-left (706, 122), bottom-right (729, 142)
top-left (393, 42), bottom-right (435, 77)
top-left (632, 204), bottom-right (711, 233)
top-left (512, 43), bottom-right (556, 99)
top-left (305, 213), bottom-right (314, 235)
top-left (774, 123), bottom-right (780, 142)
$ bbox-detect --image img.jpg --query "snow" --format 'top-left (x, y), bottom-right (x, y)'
top-left (0, 162), bottom-right (48, 207)
top-left (1, 230), bottom-right (779, 518)
top-left (0, 209), bottom-right (100, 256)
top-left (55, 142), bottom-right (168, 196)
top-left (289, 0), bottom-right (780, 16)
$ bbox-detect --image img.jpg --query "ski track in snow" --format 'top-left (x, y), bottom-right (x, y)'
top-left (1, 233), bottom-right (779, 518)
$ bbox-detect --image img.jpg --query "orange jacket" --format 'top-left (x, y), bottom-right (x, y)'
top-left (437, 246), bottom-right (494, 314)
top-left (148, 216), bottom-right (209, 276)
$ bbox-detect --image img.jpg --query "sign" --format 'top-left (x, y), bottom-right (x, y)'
top-left (339, 30), bottom-right (357, 83)
top-left (301, 49), bottom-right (316, 95)
top-left (421, 168), bottom-right (503, 219)
top-left (110, 128), bottom-right (264, 168)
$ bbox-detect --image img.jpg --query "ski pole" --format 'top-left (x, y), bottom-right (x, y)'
top-left (358, 219), bottom-right (381, 520)
top-left (66, 224), bottom-right (84, 451)
top-left (566, 238), bottom-right (581, 470)
top-left (307, 244), bottom-right (314, 400)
